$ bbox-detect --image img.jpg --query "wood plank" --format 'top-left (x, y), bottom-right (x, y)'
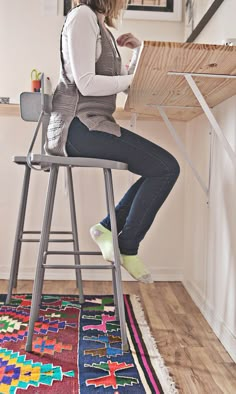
top-left (125, 41), bottom-right (236, 121)
top-left (114, 107), bottom-right (157, 121)
top-left (0, 103), bottom-right (157, 122)
top-left (0, 104), bottom-right (20, 117)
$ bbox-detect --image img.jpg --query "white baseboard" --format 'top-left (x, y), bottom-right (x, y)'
top-left (0, 266), bottom-right (183, 282)
top-left (183, 279), bottom-right (236, 363)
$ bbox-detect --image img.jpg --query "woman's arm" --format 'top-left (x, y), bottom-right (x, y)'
top-left (66, 6), bottom-right (133, 96)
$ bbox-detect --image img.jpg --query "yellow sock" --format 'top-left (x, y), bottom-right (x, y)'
top-left (121, 254), bottom-right (153, 283)
top-left (90, 224), bottom-right (153, 283)
top-left (90, 223), bottom-right (114, 261)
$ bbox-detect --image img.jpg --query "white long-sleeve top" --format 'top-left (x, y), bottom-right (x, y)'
top-left (61, 5), bottom-right (140, 96)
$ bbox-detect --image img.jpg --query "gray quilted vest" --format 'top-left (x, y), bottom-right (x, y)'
top-left (45, 5), bottom-right (121, 156)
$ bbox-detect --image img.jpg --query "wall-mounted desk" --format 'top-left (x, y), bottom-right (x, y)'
top-left (125, 41), bottom-right (236, 195)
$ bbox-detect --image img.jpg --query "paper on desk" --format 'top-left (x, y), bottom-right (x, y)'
top-left (122, 42), bottom-right (143, 110)
top-left (132, 41), bottom-right (144, 82)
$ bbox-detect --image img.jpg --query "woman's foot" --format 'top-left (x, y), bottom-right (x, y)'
top-left (90, 223), bottom-right (114, 261)
top-left (121, 254), bottom-right (153, 283)
top-left (90, 223), bottom-right (153, 283)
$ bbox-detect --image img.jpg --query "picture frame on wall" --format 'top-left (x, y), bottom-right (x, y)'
top-left (124, 0), bottom-right (182, 21)
top-left (185, 0), bottom-right (224, 42)
top-left (64, 1), bottom-right (182, 21)
top-left (64, 0), bottom-right (78, 16)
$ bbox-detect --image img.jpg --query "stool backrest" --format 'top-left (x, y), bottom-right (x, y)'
top-left (20, 92), bottom-right (52, 156)
top-left (20, 92), bottom-right (52, 158)
top-left (20, 92), bottom-right (52, 122)
top-left (20, 74), bottom-right (53, 161)
top-left (20, 73), bottom-right (52, 123)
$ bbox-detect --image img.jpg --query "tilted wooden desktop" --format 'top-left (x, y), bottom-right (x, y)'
top-left (125, 41), bottom-right (236, 195)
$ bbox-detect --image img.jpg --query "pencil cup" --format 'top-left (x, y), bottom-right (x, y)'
top-left (31, 80), bottom-right (41, 92)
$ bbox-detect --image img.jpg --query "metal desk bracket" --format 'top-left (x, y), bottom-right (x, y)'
top-left (131, 104), bottom-right (211, 198)
top-left (130, 70), bottom-right (236, 199)
top-left (169, 71), bottom-right (236, 168)
top-left (157, 105), bottom-right (209, 197)
top-left (130, 112), bottom-right (138, 130)
top-left (152, 71), bottom-right (236, 199)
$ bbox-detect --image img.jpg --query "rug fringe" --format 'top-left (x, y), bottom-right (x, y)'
top-left (130, 294), bottom-right (179, 394)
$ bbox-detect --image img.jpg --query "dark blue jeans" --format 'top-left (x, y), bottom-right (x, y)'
top-left (66, 117), bottom-right (180, 255)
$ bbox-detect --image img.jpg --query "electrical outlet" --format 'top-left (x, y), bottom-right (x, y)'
top-left (0, 97), bottom-right (10, 104)
top-left (222, 38), bottom-right (236, 46)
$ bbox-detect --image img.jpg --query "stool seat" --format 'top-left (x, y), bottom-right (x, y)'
top-left (13, 155), bottom-right (128, 170)
top-left (30, 154), bottom-right (128, 170)
top-left (13, 156), bottom-right (33, 164)
top-left (13, 156), bottom-right (40, 165)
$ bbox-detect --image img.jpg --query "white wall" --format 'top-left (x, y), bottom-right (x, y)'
top-left (183, 0), bottom-right (236, 362)
top-left (2, 0), bottom-right (235, 365)
top-left (0, 1), bottom-right (185, 283)
top-left (0, 0), bottom-right (184, 101)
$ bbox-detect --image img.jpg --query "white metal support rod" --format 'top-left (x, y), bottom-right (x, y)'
top-left (169, 71), bottom-right (236, 79)
top-left (185, 74), bottom-right (236, 167)
top-left (128, 113), bottom-right (138, 187)
top-left (130, 112), bottom-right (137, 130)
top-left (208, 129), bottom-right (214, 200)
top-left (157, 105), bottom-right (208, 196)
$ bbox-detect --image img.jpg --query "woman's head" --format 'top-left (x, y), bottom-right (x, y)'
top-left (78, 0), bottom-right (128, 26)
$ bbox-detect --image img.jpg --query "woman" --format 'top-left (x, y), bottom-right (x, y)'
top-left (45, 0), bottom-right (180, 283)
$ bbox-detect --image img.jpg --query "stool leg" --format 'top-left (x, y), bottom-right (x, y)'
top-left (67, 167), bottom-right (84, 303)
top-left (104, 169), bottom-right (129, 352)
top-left (111, 267), bottom-right (118, 318)
top-left (6, 165), bottom-right (31, 304)
top-left (103, 170), bottom-right (118, 316)
top-left (26, 166), bottom-right (58, 352)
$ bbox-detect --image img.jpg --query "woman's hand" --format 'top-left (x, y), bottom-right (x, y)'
top-left (116, 33), bottom-right (141, 49)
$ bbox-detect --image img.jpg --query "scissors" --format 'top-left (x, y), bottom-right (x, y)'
top-left (31, 68), bottom-right (41, 81)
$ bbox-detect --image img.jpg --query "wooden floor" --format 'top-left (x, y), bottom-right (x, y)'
top-left (0, 280), bottom-right (235, 394)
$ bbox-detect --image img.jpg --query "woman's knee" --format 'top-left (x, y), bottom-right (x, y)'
top-left (170, 156), bottom-right (180, 180)
top-left (158, 151), bottom-right (180, 180)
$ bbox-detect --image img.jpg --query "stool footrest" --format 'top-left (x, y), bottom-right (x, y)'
top-left (45, 251), bottom-right (102, 256)
top-left (20, 238), bottom-right (74, 243)
top-left (42, 264), bottom-right (114, 270)
top-left (23, 231), bottom-right (73, 234)
top-left (20, 230), bottom-right (75, 243)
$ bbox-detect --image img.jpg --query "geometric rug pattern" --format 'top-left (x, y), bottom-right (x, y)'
top-left (0, 294), bottom-right (178, 393)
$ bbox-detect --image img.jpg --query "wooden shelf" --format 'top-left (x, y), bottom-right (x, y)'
top-left (0, 103), bottom-right (158, 121)
top-left (0, 104), bottom-right (20, 117)
top-left (114, 107), bottom-right (157, 121)
top-left (125, 41), bottom-right (236, 121)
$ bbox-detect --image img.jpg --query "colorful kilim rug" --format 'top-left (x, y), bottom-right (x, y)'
top-left (0, 294), bottom-right (178, 394)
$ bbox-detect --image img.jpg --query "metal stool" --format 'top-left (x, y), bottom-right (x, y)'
top-left (6, 92), bottom-right (84, 304)
top-left (7, 89), bottom-right (129, 352)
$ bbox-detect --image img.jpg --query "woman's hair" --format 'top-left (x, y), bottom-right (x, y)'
top-left (78, 0), bottom-right (127, 27)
